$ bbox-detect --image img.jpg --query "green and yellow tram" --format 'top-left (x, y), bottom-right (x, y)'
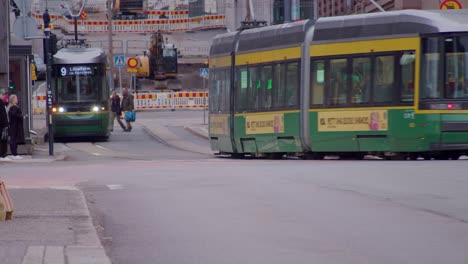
top-left (208, 9), bottom-right (468, 160)
top-left (51, 46), bottom-right (111, 140)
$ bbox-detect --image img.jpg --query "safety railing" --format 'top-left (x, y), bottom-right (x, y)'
top-left (31, 12), bottom-right (225, 34)
top-left (32, 91), bottom-right (208, 114)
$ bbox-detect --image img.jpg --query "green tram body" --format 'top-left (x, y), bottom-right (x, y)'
top-left (208, 10), bottom-right (468, 160)
top-left (51, 47), bottom-right (111, 140)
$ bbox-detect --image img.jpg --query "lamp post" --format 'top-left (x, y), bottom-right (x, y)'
top-left (43, 27), bottom-right (54, 156)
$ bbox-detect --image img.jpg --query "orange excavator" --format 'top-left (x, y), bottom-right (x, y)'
top-left (135, 31), bottom-right (181, 90)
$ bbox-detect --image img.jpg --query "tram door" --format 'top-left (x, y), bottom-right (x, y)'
top-left (9, 46), bottom-right (33, 145)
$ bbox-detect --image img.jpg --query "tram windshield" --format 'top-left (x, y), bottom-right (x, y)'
top-left (54, 64), bottom-right (106, 103)
top-left (421, 35), bottom-right (468, 100)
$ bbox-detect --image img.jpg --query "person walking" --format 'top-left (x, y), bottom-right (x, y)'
top-left (120, 88), bottom-right (135, 132)
top-left (8, 94), bottom-right (25, 159)
top-left (0, 89), bottom-right (9, 161)
top-left (110, 91), bottom-right (127, 131)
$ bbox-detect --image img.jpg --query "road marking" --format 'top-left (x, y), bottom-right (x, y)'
top-left (22, 246), bottom-right (45, 264)
top-left (107, 184), bottom-right (124, 190)
top-left (9, 185), bottom-right (78, 190)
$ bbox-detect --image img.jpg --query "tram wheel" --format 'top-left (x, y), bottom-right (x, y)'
top-left (407, 153), bottom-right (418, 160)
top-left (267, 153), bottom-right (284, 160)
top-left (231, 153), bottom-right (245, 159)
top-left (422, 154), bottom-right (432, 160)
top-left (302, 153), bottom-right (324, 160)
top-left (386, 153), bottom-right (406, 160)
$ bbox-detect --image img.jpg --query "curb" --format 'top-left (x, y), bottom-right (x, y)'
top-left (184, 125), bottom-right (209, 140)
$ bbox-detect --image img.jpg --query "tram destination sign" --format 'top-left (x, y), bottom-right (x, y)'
top-left (57, 65), bottom-right (96, 77)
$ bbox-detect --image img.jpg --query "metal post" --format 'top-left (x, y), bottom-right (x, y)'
top-left (369, 0), bottom-right (386, 12)
top-left (203, 76), bottom-right (206, 125)
top-left (118, 67), bottom-right (122, 90)
top-left (74, 18), bottom-right (78, 41)
top-left (314, 0), bottom-right (318, 20)
top-left (107, 0), bottom-right (113, 67)
top-left (44, 29), bottom-right (54, 156)
top-left (284, 0), bottom-right (291, 23)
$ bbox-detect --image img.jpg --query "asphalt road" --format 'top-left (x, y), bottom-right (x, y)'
top-left (2, 111), bottom-right (468, 264)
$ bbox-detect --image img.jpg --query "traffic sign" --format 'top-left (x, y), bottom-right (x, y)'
top-left (114, 55), bottom-right (125, 68)
top-left (31, 63), bottom-right (37, 81)
top-left (127, 57), bottom-right (139, 68)
top-left (440, 0), bottom-right (462, 9)
top-left (200, 68), bottom-right (209, 79)
top-left (80, 10), bottom-right (87, 20)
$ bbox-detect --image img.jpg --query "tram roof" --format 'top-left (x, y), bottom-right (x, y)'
top-left (210, 20), bottom-right (313, 56)
top-left (53, 47), bottom-right (107, 64)
top-left (313, 9), bottom-right (468, 43)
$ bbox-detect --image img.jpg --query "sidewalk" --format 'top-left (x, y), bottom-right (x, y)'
top-left (0, 113), bottom-right (210, 264)
top-left (0, 187), bottom-right (111, 264)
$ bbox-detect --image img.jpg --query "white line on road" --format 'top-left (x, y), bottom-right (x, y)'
top-left (107, 184), bottom-right (124, 190)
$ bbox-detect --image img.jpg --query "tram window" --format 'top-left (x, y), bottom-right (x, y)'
top-left (259, 65), bottom-right (273, 110)
top-left (209, 69), bottom-right (216, 112)
top-left (328, 58), bottom-right (347, 105)
top-left (248, 67), bottom-right (260, 110)
top-left (63, 78), bottom-right (77, 100)
top-left (211, 70), bottom-right (221, 112)
top-left (273, 63), bottom-right (286, 108)
top-left (444, 36), bottom-right (468, 99)
top-left (311, 60), bottom-right (325, 105)
top-left (237, 68), bottom-right (248, 111)
top-left (421, 37), bottom-right (441, 99)
top-left (286, 62), bottom-right (299, 107)
top-left (351, 57), bottom-right (370, 104)
top-left (223, 69), bottom-right (231, 112)
top-left (373, 55), bottom-right (394, 103)
top-left (79, 77), bottom-right (98, 100)
top-left (400, 51), bottom-right (415, 102)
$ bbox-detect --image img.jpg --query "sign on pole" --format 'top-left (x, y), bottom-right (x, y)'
top-left (114, 55), bottom-right (125, 68)
top-left (200, 68), bottom-right (209, 79)
top-left (440, 0), bottom-right (462, 9)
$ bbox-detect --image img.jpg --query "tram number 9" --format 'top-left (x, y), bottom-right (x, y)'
top-left (61, 67), bottom-right (67, 77)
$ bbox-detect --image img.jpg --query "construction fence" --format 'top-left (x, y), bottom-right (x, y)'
top-left (32, 91), bottom-right (209, 114)
top-left (31, 11), bottom-right (225, 34)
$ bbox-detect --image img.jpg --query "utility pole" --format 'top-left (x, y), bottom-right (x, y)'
top-left (284, 0), bottom-right (291, 22)
top-left (369, 0), bottom-right (386, 12)
top-left (0, 0), bottom-right (9, 88)
top-left (107, 0), bottom-right (113, 69)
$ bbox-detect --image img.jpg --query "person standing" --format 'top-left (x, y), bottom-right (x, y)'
top-left (0, 89), bottom-right (9, 160)
top-left (43, 9), bottom-right (51, 29)
top-left (120, 88), bottom-right (135, 132)
top-left (8, 94), bottom-right (25, 159)
top-left (110, 91), bottom-right (127, 131)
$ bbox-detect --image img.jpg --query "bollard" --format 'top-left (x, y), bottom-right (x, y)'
top-left (0, 182), bottom-right (14, 221)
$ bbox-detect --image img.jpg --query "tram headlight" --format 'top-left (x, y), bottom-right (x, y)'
top-left (58, 107), bottom-right (65, 113)
top-left (92, 106), bottom-right (100, 112)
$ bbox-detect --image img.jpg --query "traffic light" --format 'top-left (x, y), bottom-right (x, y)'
top-left (43, 32), bottom-right (58, 64)
top-left (8, 80), bottom-right (14, 91)
top-left (50, 32), bottom-right (58, 55)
